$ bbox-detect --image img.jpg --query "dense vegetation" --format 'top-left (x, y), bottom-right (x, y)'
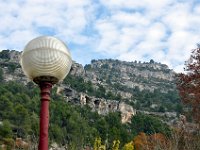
top-left (63, 74), bottom-right (122, 100)
top-left (2, 50), bottom-right (200, 149)
top-left (63, 74), bottom-right (182, 113)
top-left (0, 80), bottom-right (172, 149)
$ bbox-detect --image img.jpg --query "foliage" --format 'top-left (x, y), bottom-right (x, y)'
top-left (158, 105), bottom-right (165, 113)
top-left (149, 59), bottom-right (155, 64)
top-left (63, 75), bottom-right (94, 95)
top-left (1, 138), bottom-right (14, 150)
top-left (95, 85), bottom-right (106, 98)
top-left (104, 112), bottom-right (130, 148)
top-left (64, 75), bottom-right (121, 100)
top-left (64, 64), bottom-right (180, 113)
top-left (112, 140), bottom-right (120, 150)
top-left (122, 141), bottom-right (134, 150)
top-left (130, 113), bottom-right (172, 137)
top-left (177, 45), bottom-right (200, 124)
top-left (101, 64), bottom-right (109, 69)
top-left (0, 68), bottom-right (3, 82)
top-left (0, 120), bottom-right (13, 138)
top-left (0, 77), bottom-right (181, 148)
top-left (7, 63), bottom-right (18, 73)
top-left (0, 80), bottom-right (175, 149)
top-left (63, 75), bottom-right (86, 92)
top-left (1, 50), bottom-right (199, 150)
top-left (84, 64), bottom-right (92, 70)
top-left (0, 50), bottom-right (10, 59)
top-left (0, 81), bottom-right (134, 149)
top-left (134, 132), bottom-right (169, 150)
top-left (176, 103), bottom-right (183, 115)
top-left (112, 83), bottom-right (180, 112)
top-left (134, 132), bottom-right (148, 150)
top-left (93, 137), bottom-right (106, 150)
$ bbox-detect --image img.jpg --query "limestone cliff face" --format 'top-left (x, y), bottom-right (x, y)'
top-left (69, 61), bottom-right (85, 77)
top-left (8, 50), bottom-right (21, 63)
top-left (0, 50), bottom-right (178, 123)
top-left (57, 86), bottom-right (136, 123)
top-left (82, 59), bottom-right (176, 100)
top-left (1, 51), bottom-right (176, 93)
top-left (0, 50), bottom-right (21, 62)
top-left (0, 50), bottom-right (28, 83)
top-left (69, 59), bottom-right (176, 98)
top-left (85, 59), bottom-right (175, 85)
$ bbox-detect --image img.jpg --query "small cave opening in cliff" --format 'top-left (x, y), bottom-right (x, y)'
top-left (94, 99), bottom-right (100, 107)
top-left (108, 104), bottom-right (111, 109)
top-left (64, 88), bottom-right (73, 97)
top-left (84, 95), bottom-right (90, 104)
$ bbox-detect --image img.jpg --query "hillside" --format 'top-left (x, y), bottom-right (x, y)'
top-left (0, 50), bottom-right (182, 149)
top-left (67, 59), bottom-right (181, 114)
top-left (0, 50), bottom-right (182, 117)
top-left (0, 50), bottom-right (181, 113)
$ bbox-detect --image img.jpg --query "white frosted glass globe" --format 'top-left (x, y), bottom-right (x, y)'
top-left (20, 36), bottom-right (72, 84)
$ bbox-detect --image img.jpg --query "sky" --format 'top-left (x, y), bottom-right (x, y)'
top-left (0, 0), bottom-right (200, 72)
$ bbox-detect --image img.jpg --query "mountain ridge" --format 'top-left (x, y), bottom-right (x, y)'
top-left (0, 50), bottom-right (181, 117)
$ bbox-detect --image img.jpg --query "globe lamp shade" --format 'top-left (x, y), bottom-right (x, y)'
top-left (20, 36), bottom-right (72, 84)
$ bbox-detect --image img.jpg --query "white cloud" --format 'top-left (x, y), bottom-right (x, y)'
top-left (0, 0), bottom-right (200, 72)
top-left (162, 3), bottom-right (191, 31)
top-left (111, 11), bottom-right (150, 27)
top-left (94, 0), bottom-right (200, 72)
top-left (145, 23), bottom-right (167, 42)
top-left (0, 0), bottom-right (93, 47)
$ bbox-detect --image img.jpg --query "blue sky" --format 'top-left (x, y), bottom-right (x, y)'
top-left (0, 0), bottom-right (200, 72)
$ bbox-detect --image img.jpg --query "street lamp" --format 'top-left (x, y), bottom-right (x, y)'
top-left (20, 36), bottom-right (72, 150)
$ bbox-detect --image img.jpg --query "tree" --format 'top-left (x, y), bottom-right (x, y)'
top-left (134, 132), bottom-right (169, 150)
top-left (7, 63), bottom-right (17, 73)
top-left (93, 137), bottom-right (106, 150)
top-left (96, 85), bottom-right (106, 98)
top-left (176, 45), bottom-right (200, 124)
top-left (106, 91), bottom-right (115, 99)
top-left (0, 68), bottom-right (3, 82)
top-left (112, 140), bottom-right (120, 150)
top-left (158, 106), bottom-right (165, 113)
top-left (0, 95), bottom-right (14, 119)
top-left (150, 59), bottom-right (155, 64)
top-left (122, 141), bottom-right (134, 150)
top-left (13, 104), bottom-right (30, 137)
top-left (175, 104), bottom-right (183, 115)
top-left (130, 114), bottom-right (171, 137)
top-left (0, 50), bottom-right (10, 59)
top-left (0, 120), bottom-right (13, 138)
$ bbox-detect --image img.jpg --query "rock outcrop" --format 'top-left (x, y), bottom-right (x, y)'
top-left (0, 50), bottom-right (179, 123)
top-left (70, 61), bottom-right (85, 77)
top-left (0, 50), bottom-right (28, 83)
top-left (57, 86), bottom-right (136, 123)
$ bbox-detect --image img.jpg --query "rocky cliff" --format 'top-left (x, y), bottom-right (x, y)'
top-left (69, 59), bottom-right (176, 102)
top-left (0, 50), bottom-right (180, 123)
top-left (0, 50), bottom-right (176, 93)
top-left (84, 59), bottom-right (175, 91)
top-left (0, 50), bottom-right (28, 83)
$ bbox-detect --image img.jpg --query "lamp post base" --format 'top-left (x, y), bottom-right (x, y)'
top-left (38, 82), bottom-right (52, 150)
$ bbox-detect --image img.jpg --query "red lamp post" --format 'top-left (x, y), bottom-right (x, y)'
top-left (20, 36), bottom-right (72, 150)
top-left (38, 82), bottom-right (52, 150)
